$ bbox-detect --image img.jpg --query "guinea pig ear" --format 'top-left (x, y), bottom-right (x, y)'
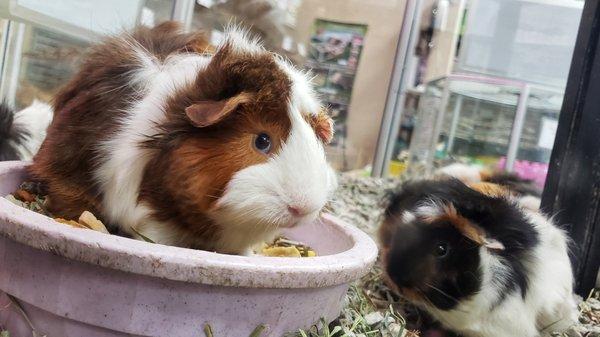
top-left (484, 238), bottom-right (506, 251)
top-left (306, 109), bottom-right (334, 144)
top-left (185, 92), bottom-right (253, 127)
top-left (456, 221), bottom-right (505, 251)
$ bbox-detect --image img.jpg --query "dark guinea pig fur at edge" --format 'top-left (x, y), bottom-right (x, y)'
top-left (0, 102), bottom-right (29, 161)
top-left (379, 167), bottom-right (577, 337)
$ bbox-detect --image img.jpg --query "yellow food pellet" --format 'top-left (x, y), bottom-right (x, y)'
top-left (54, 218), bottom-right (86, 229)
top-left (261, 246), bottom-right (302, 257)
top-left (307, 250), bottom-right (317, 257)
top-left (78, 211), bottom-right (109, 234)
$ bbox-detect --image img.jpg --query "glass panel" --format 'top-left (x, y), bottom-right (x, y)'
top-left (0, 19), bottom-right (7, 76)
top-left (388, 0), bottom-right (583, 190)
top-left (2, 1), bottom-right (176, 109)
top-left (13, 25), bottom-right (88, 109)
top-left (438, 79), bottom-right (520, 168)
top-left (509, 86), bottom-right (563, 189)
top-left (142, 0), bottom-right (176, 26)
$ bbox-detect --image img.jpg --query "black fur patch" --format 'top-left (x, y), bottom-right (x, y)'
top-left (0, 101), bottom-right (29, 161)
top-left (384, 178), bottom-right (540, 310)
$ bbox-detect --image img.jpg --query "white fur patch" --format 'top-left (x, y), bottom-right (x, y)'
top-left (435, 163), bottom-right (483, 184)
top-left (519, 195), bottom-right (542, 212)
top-left (401, 211), bottom-right (416, 224)
top-left (12, 100), bottom-right (53, 161)
top-left (222, 24), bottom-right (264, 55)
top-left (414, 200), bottom-right (444, 219)
top-left (275, 56), bottom-right (321, 115)
top-left (94, 48), bottom-right (210, 241)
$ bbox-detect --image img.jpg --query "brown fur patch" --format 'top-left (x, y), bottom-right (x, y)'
top-left (479, 169), bottom-right (493, 181)
top-left (378, 217), bottom-right (397, 252)
top-left (128, 21), bottom-right (211, 61)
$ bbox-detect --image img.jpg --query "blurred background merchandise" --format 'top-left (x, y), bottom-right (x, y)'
top-left (377, 0), bottom-right (582, 193)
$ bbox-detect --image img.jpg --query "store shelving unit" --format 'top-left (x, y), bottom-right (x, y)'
top-left (406, 73), bottom-right (563, 185)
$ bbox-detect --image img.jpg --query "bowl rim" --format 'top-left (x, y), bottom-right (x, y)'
top-left (0, 161), bottom-right (378, 289)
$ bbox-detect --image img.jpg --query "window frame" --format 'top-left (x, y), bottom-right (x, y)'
top-left (541, 0), bottom-right (600, 295)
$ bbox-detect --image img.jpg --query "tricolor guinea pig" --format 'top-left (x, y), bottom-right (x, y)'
top-left (380, 165), bottom-right (577, 337)
top-left (30, 22), bottom-right (337, 255)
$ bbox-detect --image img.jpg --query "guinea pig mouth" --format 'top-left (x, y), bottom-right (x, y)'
top-left (397, 287), bottom-right (424, 303)
top-left (278, 221), bottom-right (299, 228)
top-left (278, 211), bottom-right (320, 228)
top-left (382, 273), bottom-right (423, 303)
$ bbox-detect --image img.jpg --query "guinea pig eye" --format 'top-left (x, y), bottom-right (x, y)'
top-left (434, 242), bottom-right (449, 258)
top-left (254, 133), bottom-right (272, 154)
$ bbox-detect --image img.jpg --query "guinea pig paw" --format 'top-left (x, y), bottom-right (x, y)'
top-left (241, 248), bottom-right (261, 257)
top-left (518, 195), bottom-right (542, 212)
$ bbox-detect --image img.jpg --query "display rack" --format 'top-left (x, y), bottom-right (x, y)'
top-left (406, 73), bottom-right (563, 183)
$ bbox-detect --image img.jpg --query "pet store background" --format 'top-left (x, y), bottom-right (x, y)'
top-left (0, 0), bottom-right (595, 289)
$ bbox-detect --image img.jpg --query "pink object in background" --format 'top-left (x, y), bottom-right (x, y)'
top-left (0, 161), bottom-right (378, 337)
top-left (497, 157), bottom-right (549, 189)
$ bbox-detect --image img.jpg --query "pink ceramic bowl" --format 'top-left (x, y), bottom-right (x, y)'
top-left (0, 161), bottom-right (378, 337)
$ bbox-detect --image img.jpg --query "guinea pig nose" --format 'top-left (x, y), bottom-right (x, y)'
top-left (387, 264), bottom-right (413, 287)
top-left (390, 273), bottom-right (413, 288)
top-left (287, 205), bottom-right (305, 217)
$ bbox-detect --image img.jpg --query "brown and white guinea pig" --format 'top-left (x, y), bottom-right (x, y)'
top-left (30, 22), bottom-right (337, 255)
top-left (380, 164), bottom-right (577, 337)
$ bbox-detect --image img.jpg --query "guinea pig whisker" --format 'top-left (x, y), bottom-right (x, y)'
top-left (385, 211), bottom-right (408, 225)
top-left (208, 187), bottom-right (225, 192)
top-left (325, 199), bottom-right (343, 206)
top-left (424, 282), bottom-right (461, 305)
top-left (465, 271), bottom-right (482, 284)
top-left (256, 211), bottom-right (281, 230)
top-left (420, 286), bottom-right (470, 315)
top-left (321, 205), bottom-right (334, 213)
top-left (415, 288), bottom-right (438, 309)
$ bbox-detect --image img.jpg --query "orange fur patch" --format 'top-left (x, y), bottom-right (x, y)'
top-left (305, 110), bottom-right (334, 144)
top-left (479, 169), bottom-right (493, 181)
top-left (468, 182), bottom-right (509, 198)
top-left (433, 204), bottom-right (486, 246)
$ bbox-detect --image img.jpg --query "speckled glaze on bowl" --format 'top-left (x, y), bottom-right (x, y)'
top-left (0, 161), bottom-right (378, 337)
